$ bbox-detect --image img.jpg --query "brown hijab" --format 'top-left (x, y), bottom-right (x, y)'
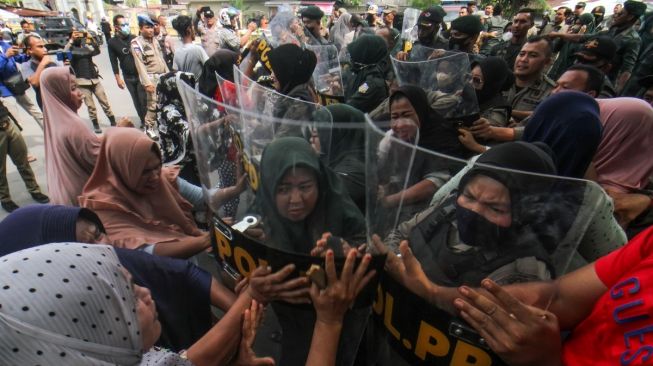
top-left (79, 128), bottom-right (202, 249)
top-left (41, 67), bottom-right (101, 205)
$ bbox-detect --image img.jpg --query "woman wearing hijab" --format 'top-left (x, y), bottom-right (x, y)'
top-left (255, 136), bottom-right (366, 253)
top-left (388, 141), bottom-right (560, 286)
top-left (592, 98), bottom-right (653, 234)
top-left (79, 128), bottom-right (243, 258)
top-left (344, 34), bottom-right (389, 113)
top-left (40, 66), bottom-right (101, 206)
top-left (0, 204), bottom-right (237, 351)
top-left (268, 43), bottom-right (318, 123)
top-left (470, 56), bottom-right (514, 128)
top-left (314, 104), bottom-right (366, 211)
top-left (0, 242), bottom-right (282, 365)
top-left (377, 86), bottom-right (468, 224)
top-left (253, 136), bottom-right (369, 366)
top-left (198, 49), bottom-right (239, 106)
top-left (431, 92), bottom-right (626, 264)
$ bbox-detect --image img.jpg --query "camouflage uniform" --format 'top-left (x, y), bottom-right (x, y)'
top-left (130, 35), bottom-right (169, 131)
top-left (504, 73), bottom-right (555, 139)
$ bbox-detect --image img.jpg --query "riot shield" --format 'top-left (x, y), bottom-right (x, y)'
top-left (400, 8), bottom-right (420, 53)
top-left (215, 71), bottom-right (238, 109)
top-left (267, 10), bottom-right (305, 48)
top-left (233, 66), bottom-right (334, 158)
top-left (391, 50), bottom-right (480, 121)
top-left (306, 44), bottom-right (345, 105)
top-left (365, 115), bottom-right (603, 365)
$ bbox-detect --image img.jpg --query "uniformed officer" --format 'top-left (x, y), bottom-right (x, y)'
top-left (546, 0), bottom-right (645, 93)
top-left (301, 5), bottom-right (328, 45)
top-left (198, 9), bottom-right (221, 57)
top-left (573, 35), bottom-right (618, 98)
top-left (449, 15), bottom-right (484, 60)
top-left (505, 36), bottom-right (555, 138)
top-left (488, 8), bottom-right (534, 68)
top-left (131, 14), bottom-right (169, 139)
top-left (344, 34), bottom-right (389, 113)
top-left (395, 6), bottom-right (448, 61)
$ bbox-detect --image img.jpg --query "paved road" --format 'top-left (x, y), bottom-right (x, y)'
top-left (1, 42), bottom-right (140, 221)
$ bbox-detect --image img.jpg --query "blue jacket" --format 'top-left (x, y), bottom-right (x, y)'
top-left (0, 41), bottom-right (30, 97)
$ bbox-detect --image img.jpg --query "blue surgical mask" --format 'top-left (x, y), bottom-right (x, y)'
top-left (120, 23), bottom-right (131, 36)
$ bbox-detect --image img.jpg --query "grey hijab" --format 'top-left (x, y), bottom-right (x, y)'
top-left (0, 242), bottom-right (190, 366)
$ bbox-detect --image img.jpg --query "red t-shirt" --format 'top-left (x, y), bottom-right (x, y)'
top-left (562, 226), bottom-right (653, 365)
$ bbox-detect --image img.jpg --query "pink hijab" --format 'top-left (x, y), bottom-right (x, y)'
top-left (41, 67), bottom-right (101, 205)
top-left (79, 128), bottom-right (202, 249)
top-left (593, 98), bottom-right (653, 193)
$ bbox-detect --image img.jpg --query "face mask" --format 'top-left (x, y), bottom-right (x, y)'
top-left (455, 204), bottom-right (511, 249)
top-left (120, 24), bottom-right (131, 36)
top-left (436, 72), bottom-right (454, 88)
top-left (73, 38), bottom-right (83, 46)
top-left (448, 36), bottom-right (469, 50)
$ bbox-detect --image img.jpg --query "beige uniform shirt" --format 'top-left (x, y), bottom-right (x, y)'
top-left (130, 35), bottom-right (169, 87)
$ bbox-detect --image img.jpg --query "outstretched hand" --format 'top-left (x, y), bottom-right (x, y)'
top-left (454, 279), bottom-right (562, 366)
top-left (232, 300), bottom-right (275, 366)
top-left (310, 249), bottom-right (376, 325)
top-left (372, 236), bottom-right (434, 301)
top-left (247, 264), bottom-right (310, 305)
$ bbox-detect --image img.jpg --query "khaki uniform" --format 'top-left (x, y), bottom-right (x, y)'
top-left (131, 36), bottom-right (169, 130)
top-left (504, 74), bottom-right (555, 139)
top-left (0, 117), bottom-right (41, 203)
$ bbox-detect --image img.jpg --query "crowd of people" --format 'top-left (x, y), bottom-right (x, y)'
top-left (1, 0), bottom-right (653, 365)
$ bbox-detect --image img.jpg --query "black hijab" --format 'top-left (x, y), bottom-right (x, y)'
top-left (198, 49), bottom-right (239, 98)
top-left (471, 56), bottom-right (514, 108)
top-left (254, 137), bottom-right (366, 253)
top-left (390, 85), bottom-right (467, 158)
top-left (268, 44), bottom-right (317, 95)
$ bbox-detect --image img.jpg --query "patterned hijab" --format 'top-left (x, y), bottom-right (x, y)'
top-left (0, 243), bottom-right (142, 364)
top-left (0, 243), bottom-right (191, 365)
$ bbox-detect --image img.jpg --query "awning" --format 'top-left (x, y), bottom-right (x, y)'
top-left (0, 9), bottom-right (20, 19)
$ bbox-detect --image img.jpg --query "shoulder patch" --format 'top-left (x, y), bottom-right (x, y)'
top-left (358, 82), bottom-right (369, 94)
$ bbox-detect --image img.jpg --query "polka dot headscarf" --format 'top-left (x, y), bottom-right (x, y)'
top-left (0, 243), bottom-right (143, 365)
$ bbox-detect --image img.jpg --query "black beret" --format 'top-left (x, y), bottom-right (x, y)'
top-left (451, 15), bottom-right (483, 35)
top-left (301, 5), bottom-right (324, 20)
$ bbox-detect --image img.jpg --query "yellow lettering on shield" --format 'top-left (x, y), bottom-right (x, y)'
top-left (214, 228), bottom-right (232, 260)
top-left (414, 321), bottom-right (451, 360)
top-left (450, 341), bottom-right (492, 366)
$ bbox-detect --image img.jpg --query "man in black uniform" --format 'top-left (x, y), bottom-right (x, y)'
top-left (396, 6), bottom-right (448, 61)
top-left (108, 14), bottom-right (147, 126)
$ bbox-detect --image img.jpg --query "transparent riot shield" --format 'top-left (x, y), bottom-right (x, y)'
top-left (366, 115), bottom-right (603, 365)
top-left (215, 71), bottom-right (238, 109)
top-left (233, 66), bottom-right (334, 158)
top-left (400, 8), bottom-right (420, 53)
top-left (178, 79), bottom-right (385, 365)
top-left (391, 50), bottom-right (479, 121)
top-left (268, 10), bottom-right (305, 48)
top-left (306, 44), bottom-right (345, 105)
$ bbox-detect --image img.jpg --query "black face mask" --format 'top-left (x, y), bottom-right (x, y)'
top-left (448, 36), bottom-right (470, 50)
top-left (455, 204), bottom-right (511, 249)
top-left (73, 39), bottom-right (83, 47)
